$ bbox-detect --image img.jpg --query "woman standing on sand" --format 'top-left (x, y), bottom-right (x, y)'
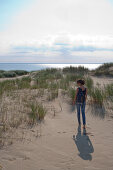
top-left (73, 80), bottom-right (87, 129)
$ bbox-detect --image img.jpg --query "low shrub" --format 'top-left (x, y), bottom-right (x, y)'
top-left (13, 70), bottom-right (28, 76)
top-left (2, 71), bottom-right (16, 78)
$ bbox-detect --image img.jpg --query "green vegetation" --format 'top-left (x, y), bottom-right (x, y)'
top-left (104, 83), bottom-right (113, 101)
top-left (85, 77), bottom-right (94, 94)
top-left (47, 89), bottom-right (58, 101)
top-left (0, 80), bottom-right (16, 96)
top-left (0, 63), bottom-right (113, 147)
top-left (93, 63), bottom-right (113, 76)
top-left (15, 77), bottom-right (31, 89)
top-left (28, 103), bottom-right (47, 124)
top-left (90, 87), bottom-right (105, 106)
top-left (0, 70), bottom-right (28, 78)
top-left (96, 63), bottom-right (113, 71)
top-left (12, 70), bottom-right (28, 76)
top-left (0, 71), bottom-right (16, 78)
top-left (66, 73), bottom-right (83, 82)
top-left (37, 104), bottom-right (47, 120)
top-left (68, 88), bottom-right (76, 102)
top-left (63, 66), bottom-right (89, 74)
top-left (0, 76), bottom-right (31, 96)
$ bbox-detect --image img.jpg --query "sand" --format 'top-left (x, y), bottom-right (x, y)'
top-left (0, 76), bottom-right (113, 170)
top-left (0, 95), bottom-right (113, 170)
top-left (91, 76), bottom-right (113, 87)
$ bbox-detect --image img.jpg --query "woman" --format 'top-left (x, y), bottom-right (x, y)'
top-left (73, 79), bottom-right (87, 129)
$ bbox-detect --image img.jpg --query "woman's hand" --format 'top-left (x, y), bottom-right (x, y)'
top-left (73, 100), bottom-right (75, 105)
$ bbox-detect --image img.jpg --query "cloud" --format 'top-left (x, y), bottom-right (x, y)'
top-left (0, 0), bottom-right (113, 62)
top-left (0, 33), bottom-right (113, 63)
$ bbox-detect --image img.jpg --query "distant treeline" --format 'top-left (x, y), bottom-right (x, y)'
top-left (0, 70), bottom-right (29, 78)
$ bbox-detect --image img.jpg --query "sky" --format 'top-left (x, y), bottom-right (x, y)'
top-left (0, 0), bottom-right (113, 63)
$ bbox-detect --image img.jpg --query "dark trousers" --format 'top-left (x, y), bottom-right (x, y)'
top-left (76, 103), bottom-right (86, 125)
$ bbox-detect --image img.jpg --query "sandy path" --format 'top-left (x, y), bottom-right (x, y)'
top-left (91, 76), bottom-right (113, 86)
top-left (0, 96), bottom-right (113, 170)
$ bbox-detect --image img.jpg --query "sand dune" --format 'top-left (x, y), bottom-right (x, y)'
top-left (0, 93), bottom-right (113, 170)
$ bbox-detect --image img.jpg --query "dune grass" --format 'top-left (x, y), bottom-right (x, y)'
top-left (28, 102), bottom-right (47, 124)
top-left (104, 83), bottom-right (113, 101)
top-left (0, 64), bottom-right (113, 147)
top-left (47, 89), bottom-right (58, 101)
top-left (0, 80), bottom-right (16, 96)
top-left (0, 76), bottom-right (31, 97)
top-left (63, 66), bottom-right (89, 74)
top-left (66, 73), bottom-right (84, 82)
top-left (68, 88), bottom-right (76, 103)
top-left (93, 63), bottom-right (113, 77)
top-left (15, 77), bottom-right (31, 89)
top-left (85, 77), bottom-right (94, 95)
top-left (90, 87), bottom-right (105, 106)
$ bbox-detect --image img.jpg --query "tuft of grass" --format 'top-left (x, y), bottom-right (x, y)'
top-left (90, 87), bottom-right (105, 106)
top-left (28, 102), bottom-right (47, 124)
top-left (47, 89), bottom-right (58, 101)
top-left (29, 103), bottom-right (38, 124)
top-left (66, 73), bottom-right (83, 82)
top-left (49, 81), bottom-right (59, 90)
top-left (68, 88), bottom-right (76, 103)
top-left (59, 78), bottom-right (69, 90)
top-left (16, 77), bottom-right (31, 89)
top-left (36, 79), bottom-right (48, 89)
top-left (104, 83), bottom-right (113, 101)
top-left (37, 104), bottom-right (47, 120)
top-left (85, 77), bottom-right (94, 94)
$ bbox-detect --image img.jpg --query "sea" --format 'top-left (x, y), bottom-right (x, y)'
top-left (0, 63), bottom-right (102, 71)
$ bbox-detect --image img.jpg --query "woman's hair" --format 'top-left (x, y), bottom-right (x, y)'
top-left (77, 79), bottom-right (85, 85)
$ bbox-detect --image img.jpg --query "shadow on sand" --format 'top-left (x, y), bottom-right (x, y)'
top-left (73, 126), bottom-right (94, 161)
top-left (89, 104), bottom-right (106, 119)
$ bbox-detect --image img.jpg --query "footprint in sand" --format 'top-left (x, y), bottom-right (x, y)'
top-left (108, 119), bottom-right (112, 121)
top-left (15, 154), bottom-right (30, 161)
top-left (57, 131), bottom-right (67, 134)
top-left (2, 157), bottom-right (16, 162)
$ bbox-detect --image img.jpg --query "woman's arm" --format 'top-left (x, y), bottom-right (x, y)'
top-left (85, 88), bottom-right (87, 101)
top-left (73, 88), bottom-right (79, 105)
